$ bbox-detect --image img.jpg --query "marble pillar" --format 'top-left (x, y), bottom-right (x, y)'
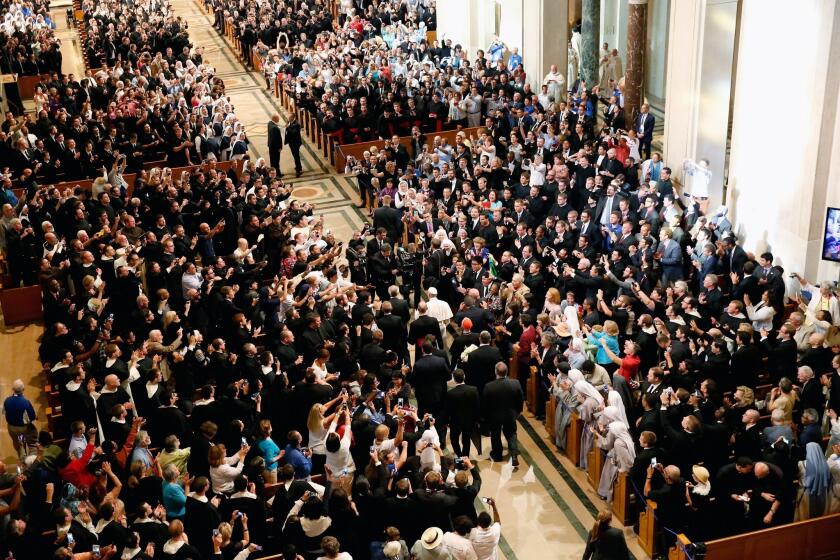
top-left (580, 0), bottom-right (600, 87)
top-left (624, 0), bottom-right (647, 122)
top-left (663, 0), bottom-right (737, 211)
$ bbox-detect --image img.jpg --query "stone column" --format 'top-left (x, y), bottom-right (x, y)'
top-left (523, 0), bottom-right (568, 92)
top-left (580, 0), bottom-right (600, 87)
top-left (624, 0), bottom-right (647, 122)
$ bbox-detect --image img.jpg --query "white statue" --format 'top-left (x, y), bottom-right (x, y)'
top-left (682, 158), bottom-right (712, 200)
top-left (567, 41), bottom-right (579, 89)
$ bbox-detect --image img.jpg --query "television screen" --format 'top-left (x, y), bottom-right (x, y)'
top-left (822, 207), bottom-right (840, 262)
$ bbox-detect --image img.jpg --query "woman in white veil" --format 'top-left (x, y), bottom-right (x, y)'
top-left (597, 421), bottom-right (637, 500)
top-left (551, 368), bottom-right (585, 450)
top-left (575, 379), bottom-right (604, 469)
top-left (607, 390), bottom-right (629, 428)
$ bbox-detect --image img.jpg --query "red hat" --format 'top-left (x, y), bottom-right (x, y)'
top-left (462, 318), bottom-right (473, 330)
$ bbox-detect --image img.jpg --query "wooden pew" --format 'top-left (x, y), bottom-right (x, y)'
top-left (669, 512), bottom-right (840, 560)
top-left (586, 444), bottom-right (605, 493)
top-left (334, 127), bottom-right (483, 172)
top-left (544, 398), bottom-right (556, 438)
top-left (0, 285), bottom-right (43, 323)
top-left (611, 471), bottom-right (634, 525)
top-left (16, 74), bottom-right (51, 100)
top-left (563, 410), bottom-right (582, 466)
top-left (638, 499), bottom-right (659, 558)
top-left (508, 356), bottom-right (518, 381)
top-left (526, 367), bottom-right (538, 413)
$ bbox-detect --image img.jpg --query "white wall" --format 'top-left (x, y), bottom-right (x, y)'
top-left (599, 0), bottom-right (628, 57)
top-left (727, 0), bottom-right (840, 282)
top-left (436, 0), bottom-right (477, 54)
top-left (436, 0), bottom-right (567, 92)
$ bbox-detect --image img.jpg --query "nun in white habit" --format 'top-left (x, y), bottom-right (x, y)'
top-left (575, 379), bottom-right (604, 470)
top-left (597, 421), bottom-right (637, 501)
top-left (551, 368), bottom-right (583, 450)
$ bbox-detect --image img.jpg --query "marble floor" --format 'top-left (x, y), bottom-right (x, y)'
top-left (0, 3), bottom-right (650, 558)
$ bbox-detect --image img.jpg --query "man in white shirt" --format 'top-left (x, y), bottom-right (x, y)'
top-left (442, 516), bottom-right (478, 560)
top-left (469, 498), bottom-right (501, 560)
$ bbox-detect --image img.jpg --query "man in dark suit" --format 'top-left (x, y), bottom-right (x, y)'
top-left (482, 362), bottom-right (523, 465)
top-left (594, 183), bottom-right (622, 228)
top-left (730, 332), bottom-right (763, 391)
top-left (630, 431), bottom-right (666, 499)
top-left (266, 115), bottom-right (283, 173)
top-left (377, 301), bottom-right (407, 362)
top-left (384, 478), bottom-right (422, 545)
top-left (449, 318), bottom-right (480, 369)
top-left (386, 286), bottom-right (411, 326)
top-left (409, 301), bottom-right (443, 351)
top-left (373, 195), bottom-right (402, 241)
top-left (409, 342), bottom-right (451, 440)
top-left (369, 244), bottom-right (399, 302)
top-left (444, 370), bottom-right (481, 457)
top-left (465, 331), bottom-right (504, 396)
top-left (798, 366), bottom-right (825, 419)
top-left (733, 409), bottom-right (763, 461)
top-left (366, 228), bottom-right (389, 258)
top-left (635, 103), bottom-right (655, 160)
top-left (221, 475), bottom-right (267, 543)
top-left (762, 323), bottom-right (798, 383)
top-left (723, 237), bottom-right (748, 276)
top-left (359, 330), bottom-right (388, 373)
top-left (285, 113), bottom-right (303, 176)
top-left (412, 471), bottom-right (458, 532)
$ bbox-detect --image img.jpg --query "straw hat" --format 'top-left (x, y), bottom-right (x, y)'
top-left (692, 465), bottom-right (710, 484)
top-left (421, 527), bottom-right (443, 549)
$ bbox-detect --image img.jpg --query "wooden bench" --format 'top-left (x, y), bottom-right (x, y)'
top-left (586, 444), bottom-right (605, 493)
top-left (526, 367), bottom-right (538, 413)
top-left (544, 398), bottom-right (556, 438)
top-left (563, 411), bottom-right (582, 466)
top-left (611, 471), bottom-right (634, 525)
top-left (334, 127), bottom-right (483, 172)
top-left (0, 285), bottom-right (43, 323)
top-left (638, 499), bottom-right (659, 558)
top-left (670, 512), bottom-right (840, 560)
top-left (16, 74), bottom-right (51, 100)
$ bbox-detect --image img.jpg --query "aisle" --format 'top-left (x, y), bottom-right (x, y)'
top-left (171, 0), bottom-right (366, 241)
top-left (467, 413), bottom-right (647, 559)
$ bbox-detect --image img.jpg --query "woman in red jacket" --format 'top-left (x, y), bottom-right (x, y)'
top-left (57, 427), bottom-right (100, 490)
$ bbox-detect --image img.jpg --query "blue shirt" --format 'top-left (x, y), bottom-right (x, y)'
top-left (590, 331), bottom-right (619, 365)
top-left (162, 481), bottom-right (186, 518)
top-left (196, 234), bottom-right (215, 258)
top-left (3, 395), bottom-right (36, 426)
top-left (131, 447), bottom-right (153, 470)
top-left (257, 437), bottom-right (281, 471)
top-left (283, 445), bottom-right (312, 480)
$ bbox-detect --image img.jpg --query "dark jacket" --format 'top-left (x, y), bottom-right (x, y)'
top-left (465, 344), bottom-right (504, 395)
top-left (482, 377), bottom-right (524, 424)
top-left (582, 526), bottom-right (631, 560)
top-left (444, 384), bottom-right (481, 429)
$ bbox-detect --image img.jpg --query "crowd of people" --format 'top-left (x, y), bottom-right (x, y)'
top-left (2, 0), bottom-right (840, 560)
top-left (0, 0), bottom-right (61, 78)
